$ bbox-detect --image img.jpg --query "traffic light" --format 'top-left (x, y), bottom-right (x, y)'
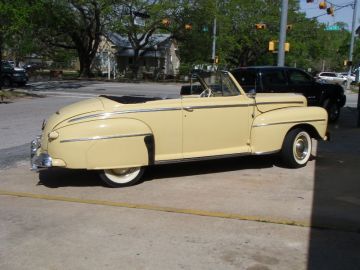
top-left (185, 23), bottom-right (192, 30)
top-left (344, 60), bottom-right (353, 66)
top-left (255, 23), bottom-right (266, 30)
top-left (306, 0), bottom-right (314, 2)
top-left (161, 18), bottom-right (170, 27)
top-left (287, 24), bottom-right (293, 31)
top-left (268, 41), bottom-right (290, 52)
top-left (319, 1), bottom-right (327, 9)
top-left (269, 41), bottom-right (275, 51)
top-left (327, 6), bottom-right (334, 16)
top-left (215, 56), bottom-right (219, 64)
top-left (285, 42), bottom-right (290, 52)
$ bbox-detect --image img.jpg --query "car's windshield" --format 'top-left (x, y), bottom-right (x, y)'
top-left (181, 71), bottom-right (241, 96)
top-left (203, 72), bottom-right (240, 96)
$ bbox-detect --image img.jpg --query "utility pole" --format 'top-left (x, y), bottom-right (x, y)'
top-left (347, 0), bottom-right (358, 90)
top-left (107, 51), bottom-right (111, 80)
top-left (211, 17), bottom-right (217, 70)
top-left (0, 33), bottom-right (2, 90)
top-left (277, 0), bottom-right (288, 66)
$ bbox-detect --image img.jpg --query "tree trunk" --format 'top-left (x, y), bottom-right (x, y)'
top-left (78, 49), bottom-right (94, 78)
top-left (131, 49), bottom-right (140, 79)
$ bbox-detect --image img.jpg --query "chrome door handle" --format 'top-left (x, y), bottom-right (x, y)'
top-left (184, 107), bottom-right (194, 112)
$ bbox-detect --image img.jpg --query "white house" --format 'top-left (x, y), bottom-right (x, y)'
top-left (95, 33), bottom-right (180, 79)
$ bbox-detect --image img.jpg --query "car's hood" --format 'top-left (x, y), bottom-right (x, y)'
top-left (254, 93), bottom-right (307, 113)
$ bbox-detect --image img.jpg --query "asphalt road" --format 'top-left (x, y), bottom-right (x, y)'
top-left (27, 80), bottom-right (182, 98)
top-left (24, 80), bottom-right (359, 107)
top-left (1, 88), bottom-right (360, 269)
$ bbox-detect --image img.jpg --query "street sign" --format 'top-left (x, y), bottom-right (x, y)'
top-left (325, 25), bottom-right (341, 31)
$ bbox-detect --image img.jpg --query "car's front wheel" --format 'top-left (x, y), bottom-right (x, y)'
top-left (281, 128), bottom-right (312, 168)
top-left (323, 98), bottom-right (340, 123)
top-left (99, 167), bottom-right (145, 187)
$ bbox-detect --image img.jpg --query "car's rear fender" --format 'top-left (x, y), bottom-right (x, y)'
top-left (47, 118), bottom-right (153, 170)
top-left (250, 107), bottom-right (328, 154)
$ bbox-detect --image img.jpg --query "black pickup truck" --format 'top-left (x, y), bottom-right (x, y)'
top-left (231, 66), bottom-right (346, 122)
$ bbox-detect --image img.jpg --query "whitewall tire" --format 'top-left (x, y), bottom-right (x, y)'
top-left (99, 167), bottom-right (145, 187)
top-left (281, 128), bottom-right (312, 168)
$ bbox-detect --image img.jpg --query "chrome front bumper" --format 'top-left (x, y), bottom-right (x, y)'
top-left (31, 136), bottom-right (52, 170)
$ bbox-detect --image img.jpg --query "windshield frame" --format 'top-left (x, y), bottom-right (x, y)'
top-left (195, 70), bottom-right (242, 97)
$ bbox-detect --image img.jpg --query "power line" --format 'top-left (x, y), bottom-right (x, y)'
top-left (327, 1), bottom-right (354, 8)
top-left (311, 3), bottom-right (353, 19)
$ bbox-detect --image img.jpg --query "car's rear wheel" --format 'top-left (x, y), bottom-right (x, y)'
top-left (281, 128), bottom-right (312, 168)
top-left (99, 167), bottom-right (145, 187)
top-left (323, 98), bottom-right (340, 123)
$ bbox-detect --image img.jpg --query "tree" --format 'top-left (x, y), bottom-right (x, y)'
top-left (109, 0), bottom-right (180, 77)
top-left (26, 0), bottom-right (111, 77)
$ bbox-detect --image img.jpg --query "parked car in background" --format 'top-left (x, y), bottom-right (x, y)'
top-left (7, 60), bottom-right (15, 68)
top-left (231, 66), bottom-right (346, 123)
top-left (316, 72), bottom-right (347, 85)
top-left (1, 61), bottom-right (28, 87)
top-left (339, 72), bottom-right (356, 83)
top-left (31, 71), bottom-right (329, 187)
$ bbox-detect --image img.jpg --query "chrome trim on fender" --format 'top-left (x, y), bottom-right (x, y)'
top-left (60, 133), bottom-right (152, 143)
top-left (253, 119), bottom-right (326, 128)
top-left (68, 107), bottom-right (182, 123)
top-left (256, 101), bottom-right (304, 105)
top-left (155, 152), bottom-right (249, 165)
top-left (183, 104), bottom-right (251, 110)
top-left (253, 150), bottom-right (280, 155)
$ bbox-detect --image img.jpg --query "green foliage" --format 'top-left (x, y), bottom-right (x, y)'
top-left (174, 0), bottom-right (355, 73)
top-left (1, 0), bottom-right (357, 77)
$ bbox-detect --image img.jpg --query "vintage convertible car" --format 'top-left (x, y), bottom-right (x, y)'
top-left (31, 71), bottom-right (328, 187)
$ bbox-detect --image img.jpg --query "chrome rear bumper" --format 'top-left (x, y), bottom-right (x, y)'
top-left (31, 136), bottom-right (52, 170)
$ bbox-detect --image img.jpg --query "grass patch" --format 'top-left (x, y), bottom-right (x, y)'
top-left (0, 90), bottom-right (43, 103)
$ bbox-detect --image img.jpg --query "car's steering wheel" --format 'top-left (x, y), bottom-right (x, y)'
top-left (199, 88), bottom-right (213, 98)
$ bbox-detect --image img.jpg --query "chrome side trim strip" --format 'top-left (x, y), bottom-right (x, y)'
top-left (252, 150), bottom-right (280, 155)
top-left (68, 107), bottom-right (182, 123)
top-left (253, 119), bottom-right (326, 128)
top-left (155, 152), bottom-right (249, 165)
top-left (256, 101), bottom-right (304, 105)
top-left (184, 104), bottom-right (251, 110)
top-left (60, 133), bottom-right (151, 143)
top-left (67, 101), bottom-right (303, 123)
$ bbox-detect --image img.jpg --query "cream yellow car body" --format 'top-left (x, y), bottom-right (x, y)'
top-left (31, 72), bottom-right (328, 186)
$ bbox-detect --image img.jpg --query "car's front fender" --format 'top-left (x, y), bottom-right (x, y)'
top-left (250, 107), bottom-right (328, 154)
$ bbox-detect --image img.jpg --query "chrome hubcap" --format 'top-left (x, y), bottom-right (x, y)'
top-left (110, 168), bottom-right (138, 176)
top-left (293, 132), bottom-right (311, 164)
top-left (104, 167), bottom-right (141, 184)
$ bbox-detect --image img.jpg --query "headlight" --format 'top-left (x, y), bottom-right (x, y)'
top-left (48, 131), bottom-right (59, 140)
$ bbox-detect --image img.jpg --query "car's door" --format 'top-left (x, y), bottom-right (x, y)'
top-left (287, 69), bottom-right (320, 106)
top-left (181, 74), bottom-right (252, 159)
top-left (259, 69), bottom-right (288, 93)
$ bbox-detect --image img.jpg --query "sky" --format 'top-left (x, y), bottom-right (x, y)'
top-left (299, 0), bottom-right (359, 31)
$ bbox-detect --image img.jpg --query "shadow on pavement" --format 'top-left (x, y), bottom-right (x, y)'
top-left (38, 155), bottom-right (278, 188)
top-left (38, 168), bottom-right (105, 188)
top-left (145, 155), bottom-right (280, 182)
top-left (308, 107), bottom-right (360, 270)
